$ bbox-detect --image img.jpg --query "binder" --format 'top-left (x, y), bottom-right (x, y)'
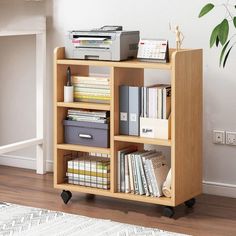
top-left (119, 85), bottom-right (129, 135)
top-left (129, 86), bottom-right (141, 136)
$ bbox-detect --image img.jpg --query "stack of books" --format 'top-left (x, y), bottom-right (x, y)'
top-left (67, 156), bottom-right (110, 189)
top-left (72, 76), bottom-right (110, 104)
top-left (67, 109), bottom-right (110, 124)
top-left (117, 146), bottom-right (170, 197)
top-left (119, 84), bottom-right (171, 136)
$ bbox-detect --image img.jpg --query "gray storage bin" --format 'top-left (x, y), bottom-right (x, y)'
top-left (64, 120), bottom-right (110, 148)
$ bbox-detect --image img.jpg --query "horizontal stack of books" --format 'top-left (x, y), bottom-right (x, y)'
top-left (117, 146), bottom-right (170, 197)
top-left (72, 76), bottom-right (110, 104)
top-left (67, 156), bottom-right (110, 189)
top-left (67, 109), bottom-right (110, 124)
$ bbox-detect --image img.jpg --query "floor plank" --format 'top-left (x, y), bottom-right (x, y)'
top-left (0, 166), bottom-right (235, 236)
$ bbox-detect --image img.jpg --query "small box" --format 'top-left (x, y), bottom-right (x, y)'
top-left (64, 120), bottom-right (110, 148)
top-left (140, 115), bottom-right (171, 140)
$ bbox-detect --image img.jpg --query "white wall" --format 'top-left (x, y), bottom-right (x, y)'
top-left (1, 0), bottom-right (236, 197)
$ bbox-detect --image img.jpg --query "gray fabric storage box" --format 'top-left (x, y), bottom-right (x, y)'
top-left (64, 120), bottom-right (110, 148)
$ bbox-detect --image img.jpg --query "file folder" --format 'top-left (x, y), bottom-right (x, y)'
top-left (119, 85), bottom-right (129, 135)
top-left (129, 86), bottom-right (141, 136)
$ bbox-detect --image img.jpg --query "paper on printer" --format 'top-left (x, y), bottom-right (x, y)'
top-left (65, 26), bottom-right (140, 61)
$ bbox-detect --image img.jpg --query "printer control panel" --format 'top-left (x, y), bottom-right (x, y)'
top-left (95, 25), bottom-right (123, 31)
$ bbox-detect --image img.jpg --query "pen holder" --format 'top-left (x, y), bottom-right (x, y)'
top-left (64, 86), bottom-right (74, 103)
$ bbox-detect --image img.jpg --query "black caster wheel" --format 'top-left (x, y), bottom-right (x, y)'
top-left (61, 190), bottom-right (72, 204)
top-left (163, 206), bottom-right (175, 218)
top-left (184, 198), bottom-right (196, 208)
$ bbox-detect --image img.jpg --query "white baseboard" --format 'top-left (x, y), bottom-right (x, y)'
top-left (0, 154), bottom-right (53, 172)
top-left (0, 154), bottom-right (235, 198)
top-left (203, 181), bottom-right (236, 198)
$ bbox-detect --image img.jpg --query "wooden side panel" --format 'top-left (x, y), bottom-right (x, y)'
top-left (172, 49), bottom-right (203, 205)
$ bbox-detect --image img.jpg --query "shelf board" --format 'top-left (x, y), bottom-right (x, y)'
top-left (57, 59), bottom-right (172, 70)
top-left (55, 183), bottom-right (173, 206)
top-left (55, 183), bottom-right (111, 196)
top-left (57, 144), bottom-right (111, 154)
top-left (57, 102), bottom-right (110, 111)
top-left (114, 135), bottom-right (171, 146)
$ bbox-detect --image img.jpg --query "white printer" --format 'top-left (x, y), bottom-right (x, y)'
top-left (65, 26), bottom-right (140, 61)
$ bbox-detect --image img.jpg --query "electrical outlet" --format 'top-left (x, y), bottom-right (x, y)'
top-left (226, 131), bottom-right (236, 145)
top-left (213, 130), bottom-right (225, 144)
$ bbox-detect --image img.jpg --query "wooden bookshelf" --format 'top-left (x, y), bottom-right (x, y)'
top-left (54, 47), bottom-right (202, 215)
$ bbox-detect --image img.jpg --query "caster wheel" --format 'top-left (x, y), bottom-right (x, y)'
top-left (163, 206), bottom-right (175, 218)
top-left (61, 190), bottom-right (72, 204)
top-left (184, 198), bottom-right (196, 208)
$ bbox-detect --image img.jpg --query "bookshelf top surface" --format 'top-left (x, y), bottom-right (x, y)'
top-left (56, 48), bottom-right (202, 70)
top-left (57, 58), bottom-right (172, 70)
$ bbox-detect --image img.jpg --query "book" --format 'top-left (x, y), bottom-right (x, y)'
top-left (162, 86), bottom-right (171, 119)
top-left (131, 152), bottom-right (139, 194)
top-left (135, 153), bottom-right (145, 195)
top-left (149, 156), bottom-right (169, 197)
top-left (125, 154), bottom-right (130, 193)
top-left (127, 154), bottom-right (134, 194)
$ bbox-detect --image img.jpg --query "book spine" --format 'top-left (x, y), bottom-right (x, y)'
top-left (157, 88), bottom-right (162, 119)
top-left (138, 156), bottom-right (150, 196)
top-left (146, 159), bottom-right (157, 196)
top-left (128, 154), bottom-right (134, 194)
top-left (135, 154), bottom-right (145, 195)
top-left (117, 151), bottom-right (121, 192)
top-left (149, 159), bottom-right (160, 197)
top-left (125, 154), bottom-right (130, 193)
top-left (142, 157), bottom-right (153, 196)
top-left (120, 152), bottom-right (125, 192)
top-left (131, 154), bottom-right (139, 194)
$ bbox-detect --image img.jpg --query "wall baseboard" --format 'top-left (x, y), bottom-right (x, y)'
top-left (203, 181), bottom-right (236, 198)
top-left (0, 154), bottom-right (53, 172)
top-left (0, 155), bottom-right (235, 198)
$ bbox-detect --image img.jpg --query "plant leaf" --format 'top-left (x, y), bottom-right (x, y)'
top-left (216, 36), bottom-right (220, 47)
top-left (210, 24), bottom-right (220, 47)
top-left (223, 45), bottom-right (233, 68)
top-left (219, 40), bottom-right (230, 66)
top-left (218, 19), bottom-right (229, 45)
top-left (233, 17), bottom-right (236, 28)
top-left (199, 3), bottom-right (214, 17)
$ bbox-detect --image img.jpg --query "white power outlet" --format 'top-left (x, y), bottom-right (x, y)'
top-left (213, 130), bottom-right (225, 144)
top-left (226, 131), bottom-right (236, 145)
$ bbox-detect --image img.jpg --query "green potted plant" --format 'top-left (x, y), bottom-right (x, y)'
top-left (199, 1), bottom-right (236, 67)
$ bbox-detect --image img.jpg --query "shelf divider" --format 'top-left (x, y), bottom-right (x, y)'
top-left (57, 102), bottom-right (110, 111)
top-left (57, 144), bottom-right (111, 154)
top-left (114, 135), bottom-right (171, 146)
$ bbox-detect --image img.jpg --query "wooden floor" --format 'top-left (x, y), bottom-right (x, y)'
top-left (0, 166), bottom-right (235, 236)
